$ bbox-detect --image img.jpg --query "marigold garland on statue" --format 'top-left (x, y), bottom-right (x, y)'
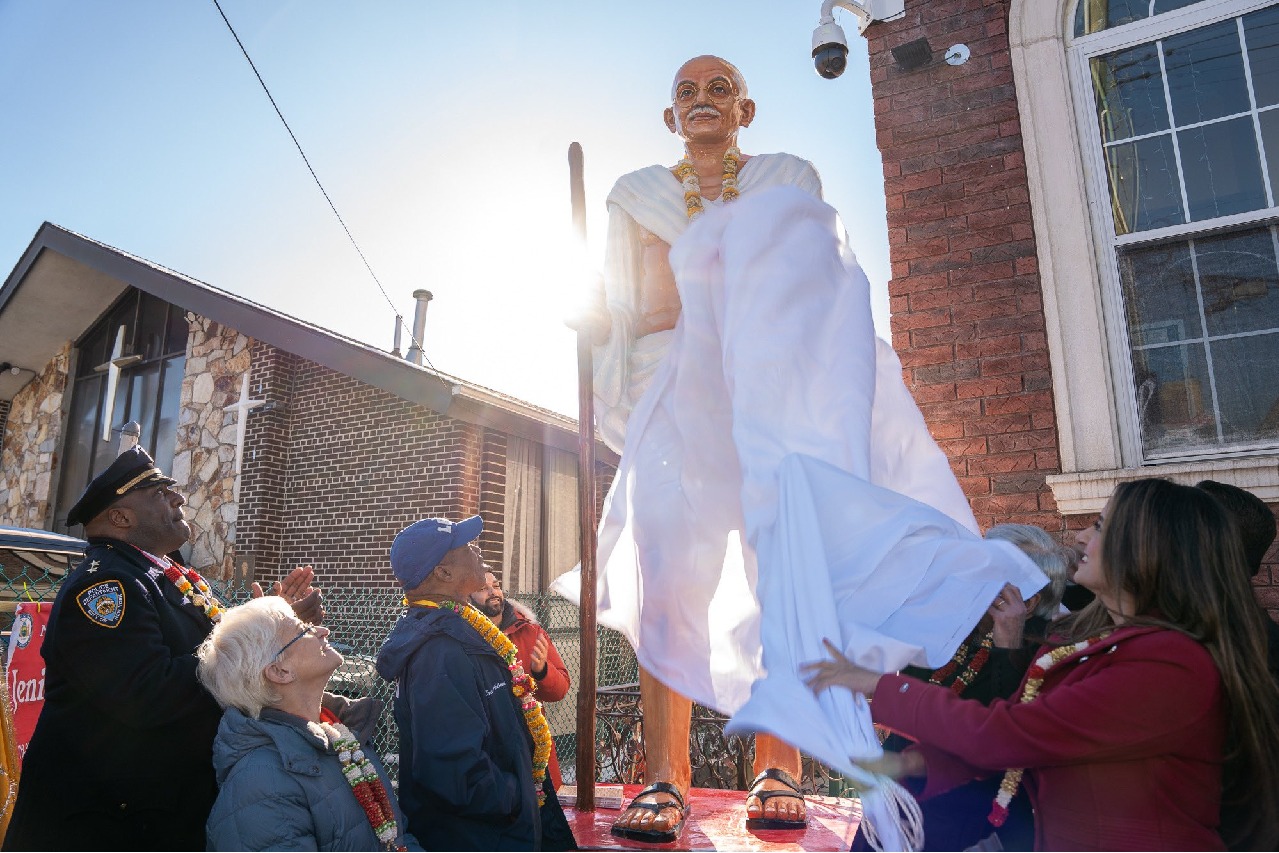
top-left (408, 598), bottom-right (554, 804)
top-left (322, 722), bottom-right (406, 851)
top-left (677, 146), bottom-right (741, 220)
top-left (988, 632), bottom-right (1112, 826)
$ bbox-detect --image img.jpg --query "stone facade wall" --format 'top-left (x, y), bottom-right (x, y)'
top-left (173, 318), bottom-right (250, 579)
top-left (0, 344), bottom-right (71, 528)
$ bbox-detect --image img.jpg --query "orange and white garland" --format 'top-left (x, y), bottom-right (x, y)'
top-left (142, 550), bottom-right (225, 623)
top-left (321, 722), bottom-right (406, 851)
top-left (161, 565), bottom-right (225, 623)
top-left (408, 598), bottom-right (554, 805)
top-left (676, 146), bottom-right (741, 220)
top-left (988, 632), bottom-right (1112, 826)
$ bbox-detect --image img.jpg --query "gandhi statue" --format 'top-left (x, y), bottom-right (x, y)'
top-left (570, 55), bottom-right (817, 842)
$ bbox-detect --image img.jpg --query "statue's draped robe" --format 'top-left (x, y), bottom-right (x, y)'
top-left (553, 156), bottom-right (1046, 847)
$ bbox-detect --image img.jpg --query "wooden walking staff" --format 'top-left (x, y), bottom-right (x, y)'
top-left (568, 141), bottom-right (599, 812)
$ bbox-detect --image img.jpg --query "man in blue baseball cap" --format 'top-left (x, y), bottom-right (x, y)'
top-left (377, 516), bottom-right (573, 850)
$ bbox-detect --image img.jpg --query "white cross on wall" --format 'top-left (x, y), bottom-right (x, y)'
top-left (93, 325), bottom-right (142, 442)
top-left (227, 373), bottom-right (265, 503)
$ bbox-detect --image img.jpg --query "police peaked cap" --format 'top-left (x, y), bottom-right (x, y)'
top-left (66, 445), bottom-right (177, 527)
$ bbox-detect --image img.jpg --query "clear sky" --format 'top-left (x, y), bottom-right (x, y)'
top-left (0, 0), bottom-right (887, 418)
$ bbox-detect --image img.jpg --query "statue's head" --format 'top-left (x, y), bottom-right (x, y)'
top-left (663, 55), bottom-right (755, 144)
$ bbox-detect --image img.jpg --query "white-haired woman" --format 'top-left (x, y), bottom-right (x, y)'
top-left (197, 596), bottom-right (417, 851)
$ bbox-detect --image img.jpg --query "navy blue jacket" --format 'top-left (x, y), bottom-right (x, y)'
top-left (376, 605), bottom-right (541, 851)
top-left (3, 538), bottom-right (222, 851)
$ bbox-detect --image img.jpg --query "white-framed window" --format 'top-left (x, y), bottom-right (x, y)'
top-left (1072, 0), bottom-right (1279, 462)
top-left (1010, 0), bottom-right (1279, 511)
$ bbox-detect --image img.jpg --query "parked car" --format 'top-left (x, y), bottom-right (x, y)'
top-left (1, 525), bottom-right (88, 646)
top-left (326, 639), bottom-right (379, 698)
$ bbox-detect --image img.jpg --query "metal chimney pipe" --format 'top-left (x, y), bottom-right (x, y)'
top-left (405, 290), bottom-right (433, 366)
top-left (391, 314), bottom-right (403, 358)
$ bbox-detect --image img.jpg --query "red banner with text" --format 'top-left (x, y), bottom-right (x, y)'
top-left (5, 602), bottom-right (49, 763)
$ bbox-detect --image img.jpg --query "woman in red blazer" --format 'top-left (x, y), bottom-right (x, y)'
top-left (804, 478), bottom-right (1279, 851)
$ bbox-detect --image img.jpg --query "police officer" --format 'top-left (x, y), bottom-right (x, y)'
top-left (2, 446), bottom-right (320, 851)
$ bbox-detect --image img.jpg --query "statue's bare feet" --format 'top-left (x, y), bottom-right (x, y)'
top-left (610, 781), bottom-right (689, 843)
top-left (744, 768), bottom-right (807, 830)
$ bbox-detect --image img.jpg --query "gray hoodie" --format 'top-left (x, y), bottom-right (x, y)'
top-left (206, 706), bottom-right (418, 851)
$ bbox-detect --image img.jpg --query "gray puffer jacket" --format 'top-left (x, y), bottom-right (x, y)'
top-left (206, 706), bottom-right (418, 851)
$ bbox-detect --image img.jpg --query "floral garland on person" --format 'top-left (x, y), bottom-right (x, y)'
top-left (160, 565), bottom-right (225, 623)
top-left (930, 631), bottom-right (993, 696)
top-left (408, 598), bottom-right (554, 805)
top-left (675, 146), bottom-right (742, 220)
top-left (988, 632), bottom-right (1112, 826)
top-left (321, 722), bottom-right (407, 851)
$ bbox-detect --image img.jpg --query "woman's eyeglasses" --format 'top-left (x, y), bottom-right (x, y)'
top-left (272, 623), bottom-right (316, 660)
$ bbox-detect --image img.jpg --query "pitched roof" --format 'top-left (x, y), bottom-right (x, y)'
top-left (0, 223), bottom-right (609, 458)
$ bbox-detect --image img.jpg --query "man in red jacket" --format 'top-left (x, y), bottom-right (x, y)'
top-left (471, 569), bottom-right (572, 787)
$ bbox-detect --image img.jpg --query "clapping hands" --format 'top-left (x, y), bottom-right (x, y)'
top-left (252, 565), bottom-right (325, 624)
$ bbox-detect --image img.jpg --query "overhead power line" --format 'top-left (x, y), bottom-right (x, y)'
top-left (210, 0), bottom-right (436, 372)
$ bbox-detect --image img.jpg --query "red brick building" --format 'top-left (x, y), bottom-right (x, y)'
top-left (863, 0), bottom-right (1278, 615)
top-left (0, 223), bottom-right (614, 595)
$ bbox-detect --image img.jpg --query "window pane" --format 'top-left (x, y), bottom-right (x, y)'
top-left (1165, 19), bottom-right (1249, 126)
top-left (1246, 5), bottom-right (1279, 107)
top-left (1212, 331), bottom-right (1279, 442)
top-left (137, 293), bottom-right (168, 361)
top-left (1120, 241), bottom-right (1203, 345)
top-left (76, 323), bottom-right (109, 378)
top-left (127, 362), bottom-right (160, 450)
top-left (1261, 109), bottom-right (1279, 199)
top-left (165, 304), bottom-right (191, 356)
top-left (1105, 134), bottom-right (1185, 233)
top-left (1132, 341), bottom-right (1217, 454)
top-left (153, 354), bottom-right (185, 476)
top-left (1121, 224), bottom-right (1279, 457)
top-left (1155, 0), bottom-right (1214, 13)
top-left (1093, 46), bottom-right (1169, 142)
top-left (1077, 0), bottom-right (1217, 36)
top-left (53, 374), bottom-right (102, 530)
top-left (1195, 227), bottom-right (1279, 336)
top-left (1179, 116), bottom-right (1266, 220)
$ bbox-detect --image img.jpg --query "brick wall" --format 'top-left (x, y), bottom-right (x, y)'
top-left (478, 431), bottom-right (508, 579)
top-left (869, 0), bottom-right (1060, 535)
top-left (235, 344), bottom-right (496, 590)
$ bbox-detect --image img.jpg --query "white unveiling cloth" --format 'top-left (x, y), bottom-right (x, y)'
top-left (554, 183), bottom-right (1046, 849)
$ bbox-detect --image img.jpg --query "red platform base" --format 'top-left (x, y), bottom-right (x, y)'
top-left (564, 785), bottom-right (863, 851)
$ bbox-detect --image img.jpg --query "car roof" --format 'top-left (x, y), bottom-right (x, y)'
top-left (0, 525), bottom-right (87, 554)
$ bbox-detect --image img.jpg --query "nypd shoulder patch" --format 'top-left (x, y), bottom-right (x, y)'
top-left (77, 580), bottom-right (126, 628)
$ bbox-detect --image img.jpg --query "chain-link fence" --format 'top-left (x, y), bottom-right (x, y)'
top-left (2, 556), bottom-right (851, 796)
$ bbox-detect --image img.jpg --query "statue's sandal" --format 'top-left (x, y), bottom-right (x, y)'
top-left (745, 767), bottom-right (808, 830)
top-left (609, 781), bottom-right (689, 844)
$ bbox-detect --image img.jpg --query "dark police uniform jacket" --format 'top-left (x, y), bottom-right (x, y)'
top-left (2, 538), bottom-right (222, 851)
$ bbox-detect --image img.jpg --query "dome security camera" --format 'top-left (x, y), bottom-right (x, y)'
top-left (812, 19), bottom-right (850, 79)
top-left (811, 1), bottom-right (906, 79)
